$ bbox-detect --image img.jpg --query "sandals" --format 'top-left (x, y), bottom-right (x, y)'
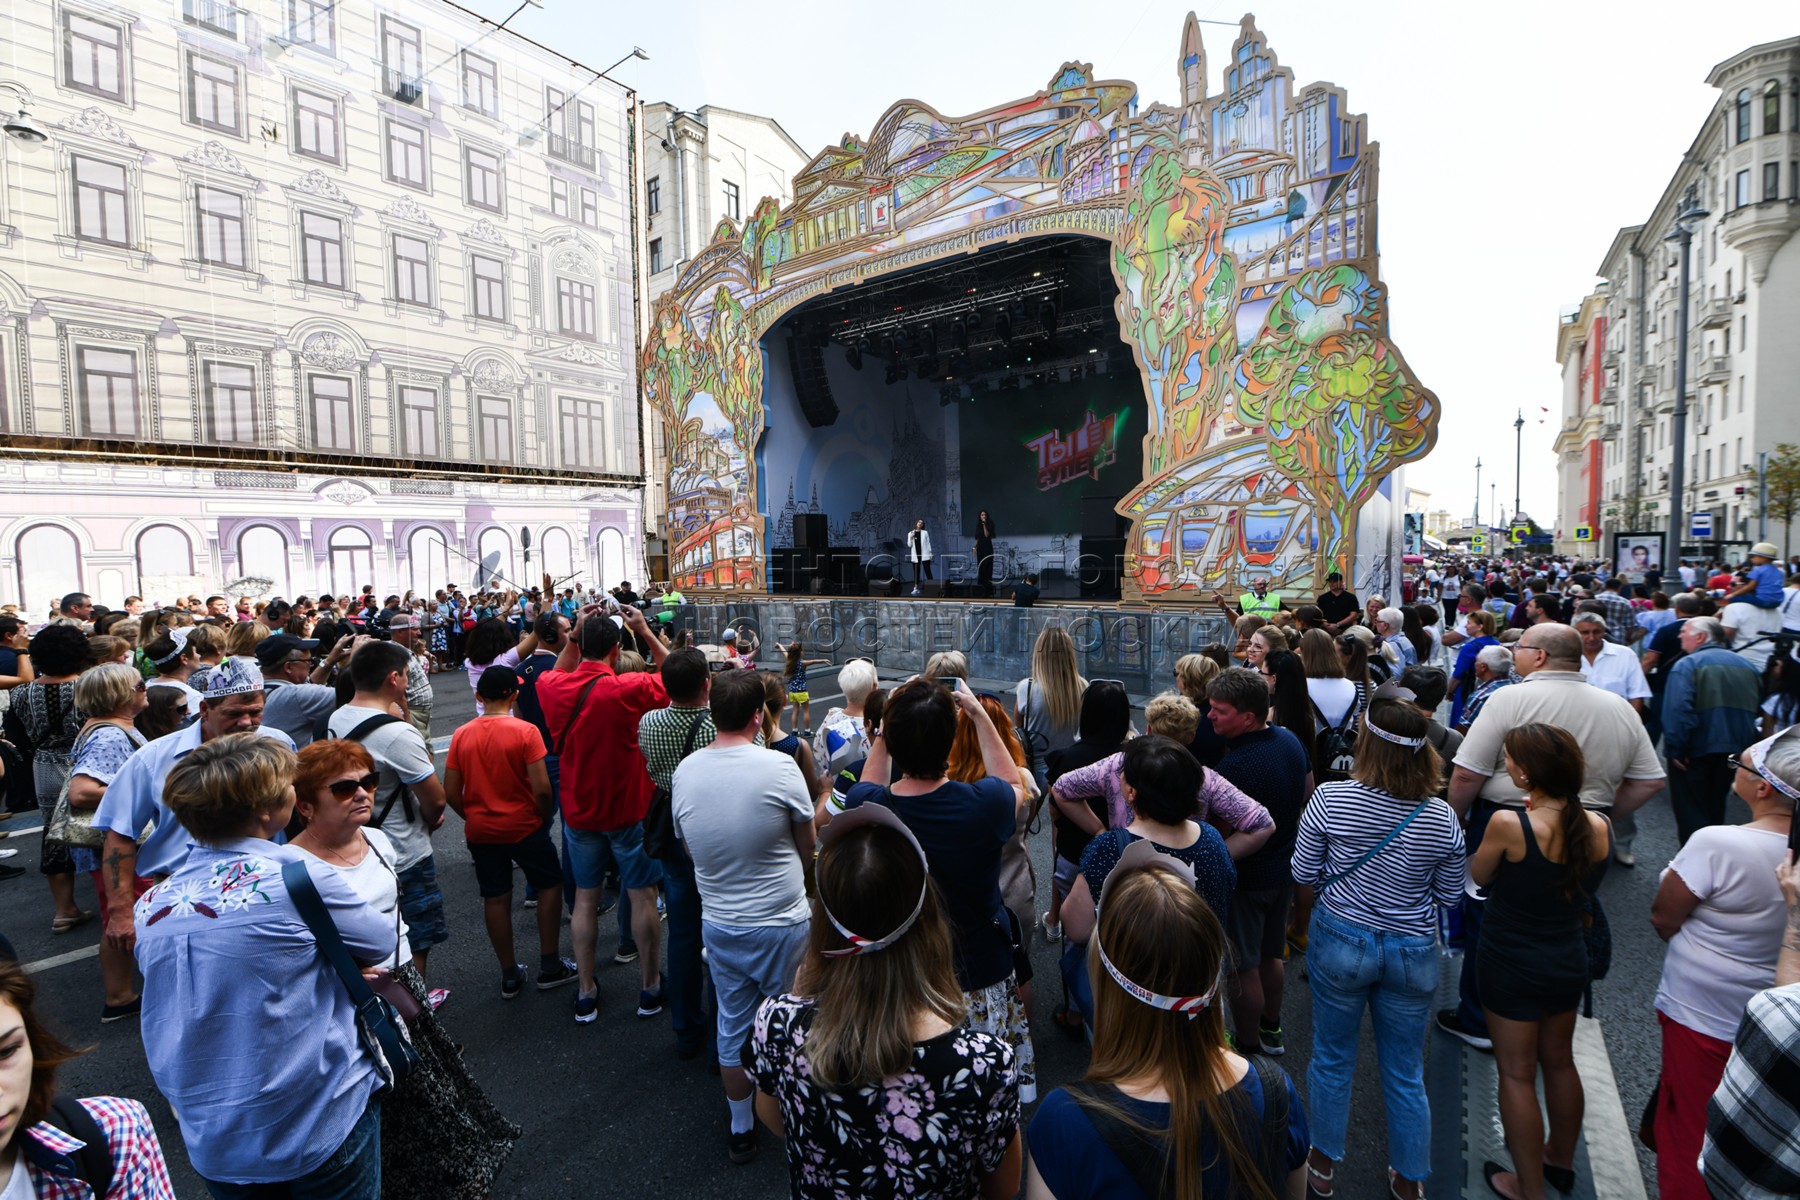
top-left (1390, 1167), bottom-right (1425, 1200)
top-left (1306, 1159), bottom-right (1335, 1200)
top-left (51, 909), bottom-right (94, 935)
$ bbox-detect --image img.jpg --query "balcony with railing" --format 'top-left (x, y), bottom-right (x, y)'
top-left (1698, 296), bottom-right (1732, 329)
top-left (1696, 354), bottom-right (1731, 385)
top-left (183, 0), bottom-right (237, 35)
top-left (548, 133), bottom-right (596, 170)
top-left (383, 67), bottom-right (425, 107)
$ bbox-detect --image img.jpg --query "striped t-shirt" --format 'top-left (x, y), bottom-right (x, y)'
top-left (1290, 781), bottom-right (1466, 937)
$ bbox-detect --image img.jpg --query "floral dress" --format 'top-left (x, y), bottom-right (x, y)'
top-left (7, 680), bottom-right (85, 875)
top-left (752, 994), bottom-right (1019, 1200)
top-left (67, 722), bottom-right (146, 874)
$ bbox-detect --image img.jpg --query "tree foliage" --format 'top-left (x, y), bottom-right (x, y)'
top-left (1762, 442), bottom-right (1800, 558)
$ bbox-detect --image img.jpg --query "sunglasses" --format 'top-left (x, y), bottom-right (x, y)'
top-left (327, 774), bottom-right (380, 799)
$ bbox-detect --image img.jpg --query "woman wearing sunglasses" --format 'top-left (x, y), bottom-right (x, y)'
top-left (290, 739), bottom-right (520, 1199)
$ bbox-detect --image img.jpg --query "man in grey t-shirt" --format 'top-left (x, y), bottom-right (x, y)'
top-left (671, 669), bottom-right (814, 1165)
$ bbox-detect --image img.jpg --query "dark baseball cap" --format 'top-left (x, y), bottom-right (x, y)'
top-left (476, 664), bottom-right (521, 701)
top-left (254, 633), bottom-right (320, 670)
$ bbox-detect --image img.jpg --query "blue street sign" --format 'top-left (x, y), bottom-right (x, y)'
top-left (1690, 511), bottom-right (1714, 539)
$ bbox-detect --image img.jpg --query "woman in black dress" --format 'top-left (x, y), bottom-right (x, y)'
top-left (1471, 723), bottom-right (1611, 1200)
top-left (975, 510), bottom-right (997, 595)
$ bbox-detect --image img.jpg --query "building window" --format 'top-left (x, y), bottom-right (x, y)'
top-left (195, 186), bottom-right (246, 268)
top-left (182, 0), bottom-right (237, 37)
top-left (293, 88), bottom-right (340, 163)
top-left (288, 0), bottom-right (334, 50)
top-left (64, 11), bottom-right (126, 102)
top-left (72, 155), bottom-right (129, 246)
top-left (327, 526), bottom-right (373, 596)
top-left (465, 147), bottom-right (503, 212)
top-left (646, 176), bottom-right (660, 215)
top-left (649, 238), bottom-right (663, 273)
top-left (309, 375), bottom-right (354, 451)
top-left (1735, 89), bottom-right (1751, 144)
top-left (1735, 170), bottom-right (1750, 209)
top-left (187, 54), bottom-right (242, 136)
top-left (471, 254), bottom-right (506, 321)
top-left (400, 386), bottom-right (438, 456)
top-left (549, 178), bottom-right (570, 218)
top-left (723, 180), bottom-right (741, 221)
top-left (299, 211), bottom-right (346, 287)
top-left (479, 397), bottom-right (512, 462)
top-left (462, 52), bottom-right (498, 116)
top-left (385, 121), bottom-right (428, 190)
top-left (1765, 81), bottom-right (1782, 136)
top-left (557, 278), bottom-right (596, 340)
top-left (77, 346), bottom-right (138, 436)
top-left (1765, 161), bottom-right (1780, 201)
top-left (204, 361), bottom-right (257, 443)
top-left (392, 234), bottom-right (431, 306)
top-left (578, 186), bottom-right (598, 227)
top-left (545, 88), bottom-right (596, 168)
top-left (381, 17), bottom-right (424, 104)
top-left (560, 396), bottom-right (605, 467)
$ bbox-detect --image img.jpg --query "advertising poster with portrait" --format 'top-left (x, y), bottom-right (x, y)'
top-left (1613, 532), bottom-right (1665, 582)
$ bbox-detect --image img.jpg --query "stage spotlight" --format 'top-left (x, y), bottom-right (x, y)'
top-left (918, 326), bottom-right (937, 362)
top-left (885, 363), bottom-right (908, 385)
top-left (846, 340), bottom-right (864, 371)
top-left (993, 309), bottom-right (1013, 345)
top-left (952, 317), bottom-right (970, 353)
top-left (1037, 299), bottom-right (1058, 339)
top-left (879, 333), bottom-right (899, 361)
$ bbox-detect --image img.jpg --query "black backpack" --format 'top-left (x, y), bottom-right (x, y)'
top-left (42, 1095), bottom-right (115, 1198)
top-left (1311, 693), bottom-right (1360, 783)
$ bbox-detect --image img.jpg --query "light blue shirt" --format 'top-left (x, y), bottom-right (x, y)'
top-left (93, 721), bottom-right (296, 877)
top-left (1387, 632), bottom-right (1418, 668)
top-left (135, 838), bottom-right (395, 1184)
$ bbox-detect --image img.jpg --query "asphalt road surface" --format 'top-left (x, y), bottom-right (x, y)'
top-left (2, 665), bottom-right (1689, 1198)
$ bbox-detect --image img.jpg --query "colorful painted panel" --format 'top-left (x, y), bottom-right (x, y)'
top-left (643, 12), bottom-right (1438, 599)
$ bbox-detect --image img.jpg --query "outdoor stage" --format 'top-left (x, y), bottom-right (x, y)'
top-left (679, 594), bottom-right (1233, 692)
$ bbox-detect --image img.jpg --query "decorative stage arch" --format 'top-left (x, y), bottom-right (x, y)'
top-left (643, 12), bottom-right (1439, 601)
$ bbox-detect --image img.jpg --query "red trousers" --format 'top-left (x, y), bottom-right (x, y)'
top-left (1655, 1011), bottom-right (1734, 1200)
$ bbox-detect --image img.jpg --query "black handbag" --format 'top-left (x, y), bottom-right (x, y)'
top-left (283, 861), bottom-right (420, 1088)
top-left (644, 713), bottom-right (707, 860)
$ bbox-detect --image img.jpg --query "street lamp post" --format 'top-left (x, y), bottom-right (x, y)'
top-left (1513, 409), bottom-right (1525, 525)
top-left (1473, 457), bottom-right (1482, 529)
top-left (1666, 191), bottom-right (1710, 567)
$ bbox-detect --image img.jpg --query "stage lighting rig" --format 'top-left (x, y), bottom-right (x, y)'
top-left (885, 363), bottom-right (909, 385)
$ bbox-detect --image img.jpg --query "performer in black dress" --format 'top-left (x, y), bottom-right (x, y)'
top-left (975, 510), bottom-right (996, 596)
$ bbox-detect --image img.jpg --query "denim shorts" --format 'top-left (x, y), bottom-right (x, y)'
top-left (565, 822), bottom-right (663, 892)
top-left (1227, 885), bottom-right (1293, 969)
top-left (396, 855), bottom-right (449, 953)
top-left (467, 826), bottom-right (564, 899)
top-left (702, 919), bottom-right (809, 1068)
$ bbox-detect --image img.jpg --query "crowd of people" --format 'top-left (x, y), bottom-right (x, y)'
top-left (0, 545), bottom-right (1798, 1199)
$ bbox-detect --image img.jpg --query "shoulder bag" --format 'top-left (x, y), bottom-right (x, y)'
top-left (282, 859), bottom-right (420, 1088)
top-left (43, 1096), bottom-right (115, 1199)
top-left (643, 712), bottom-right (707, 860)
top-left (1318, 797), bottom-right (1432, 888)
top-left (47, 723), bottom-right (145, 850)
top-left (554, 673), bottom-right (606, 758)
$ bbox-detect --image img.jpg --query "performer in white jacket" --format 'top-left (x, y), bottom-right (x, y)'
top-left (907, 518), bottom-right (934, 594)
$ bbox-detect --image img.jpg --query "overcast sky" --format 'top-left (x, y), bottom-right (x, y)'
top-left (471, 0), bottom-right (1796, 528)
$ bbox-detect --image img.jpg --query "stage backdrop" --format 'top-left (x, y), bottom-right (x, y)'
top-left (644, 12), bottom-right (1439, 601)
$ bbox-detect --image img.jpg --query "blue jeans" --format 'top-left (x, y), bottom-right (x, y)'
top-left (660, 846), bottom-right (712, 1057)
top-left (1306, 905), bottom-right (1438, 1183)
top-left (203, 1095), bottom-right (380, 1199)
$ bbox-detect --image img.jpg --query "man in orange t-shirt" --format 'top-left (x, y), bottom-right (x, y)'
top-left (446, 665), bottom-right (576, 998)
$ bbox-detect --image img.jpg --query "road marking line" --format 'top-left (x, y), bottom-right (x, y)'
top-left (1575, 1014), bottom-right (1649, 1200)
top-left (0, 823), bottom-right (44, 839)
top-left (23, 944), bottom-right (99, 975)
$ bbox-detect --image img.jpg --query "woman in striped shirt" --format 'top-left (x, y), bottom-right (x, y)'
top-left (1290, 684), bottom-right (1467, 1200)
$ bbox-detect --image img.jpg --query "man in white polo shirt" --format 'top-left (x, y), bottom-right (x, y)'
top-left (1574, 612), bottom-right (1651, 712)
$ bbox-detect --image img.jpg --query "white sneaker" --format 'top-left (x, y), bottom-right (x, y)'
top-left (1041, 911), bottom-right (1062, 943)
top-left (911, 587), bottom-right (921, 596)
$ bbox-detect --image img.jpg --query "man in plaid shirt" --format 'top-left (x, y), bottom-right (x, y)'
top-left (1595, 577), bottom-right (1639, 644)
top-left (1702, 854), bottom-right (1800, 1200)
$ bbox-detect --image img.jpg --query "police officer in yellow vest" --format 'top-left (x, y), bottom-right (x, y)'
top-left (1214, 576), bottom-right (1286, 620)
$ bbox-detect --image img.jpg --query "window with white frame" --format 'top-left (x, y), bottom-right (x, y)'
top-left (479, 396), bottom-right (512, 461)
top-left (466, 147), bottom-right (503, 213)
top-left (1735, 170), bottom-right (1750, 208)
top-left (187, 54), bottom-right (242, 136)
top-left (392, 234), bottom-right (431, 306)
top-left (545, 88), bottom-right (596, 168)
top-left (77, 346), bottom-right (138, 437)
top-left (578, 186), bottom-right (598, 227)
top-left (559, 396), bottom-right (605, 467)
top-left (470, 254), bottom-right (507, 321)
top-left (557, 278), bottom-right (596, 340)
top-left (309, 375), bottom-right (354, 451)
top-left (183, 0), bottom-right (237, 37)
top-left (385, 121), bottom-right (428, 190)
top-left (204, 360), bottom-right (257, 443)
top-left (195, 186), bottom-right (247, 268)
top-left (723, 180), bottom-right (741, 221)
top-left (381, 17), bottom-right (423, 103)
top-left (64, 11), bottom-right (126, 102)
top-left (649, 238), bottom-right (663, 273)
top-left (462, 52), bottom-right (498, 116)
top-left (288, 0), bottom-right (334, 50)
top-left (72, 155), bottom-right (129, 246)
top-left (293, 88), bottom-right (340, 163)
top-left (400, 386), bottom-right (438, 456)
top-left (549, 177), bottom-right (570, 218)
top-left (299, 211), bottom-right (346, 287)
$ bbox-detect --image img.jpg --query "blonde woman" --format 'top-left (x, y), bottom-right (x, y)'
top-left (1016, 625), bottom-right (1087, 792)
top-left (1176, 651), bottom-right (1229, 767)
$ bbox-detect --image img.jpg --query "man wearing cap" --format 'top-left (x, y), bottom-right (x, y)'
top-left (720, 626), bottom-right (758, 670)
top-left (385, 612), bottom-right (434, 737)
top-left (1661, 617), bottom-right (1763, 844)
top-left (1436, 623), bottom-right (1666, 1052)
top-left (1316, 573), bottom-right (1360, 633)
top-left (254, 632), bottom-right (357, 748)
top-left (671, 668), bottom-right (815, 1163)
top-left (94, 658), bottom-right (296, 956)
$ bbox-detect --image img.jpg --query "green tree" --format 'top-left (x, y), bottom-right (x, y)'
top-left (1762, 442), bottom-right (1800, 558)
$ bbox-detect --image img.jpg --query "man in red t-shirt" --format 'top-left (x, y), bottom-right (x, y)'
top-left (446, 665), bottom-right (574, 998)
top-left (537, 605), bottom-right (671, 1023)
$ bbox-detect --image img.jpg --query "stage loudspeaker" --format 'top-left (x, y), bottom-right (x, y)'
top-left (1082, 496), bottom-right (1127, 539)
top-left (786, 330), bottom-right (839, 428)
top-left (793, 514), bottom-right (829, 550)
top-left (916, 580), bottom-right (944, 598)
top-left (1079, 536), bottom-right (1126, 599)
